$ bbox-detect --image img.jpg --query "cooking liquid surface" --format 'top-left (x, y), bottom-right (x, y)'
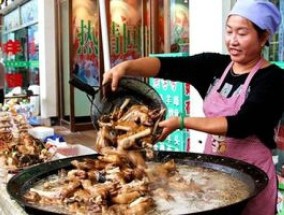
top-left (25, 162), bottom-right (251, 215)
top-left (151, 163), bottom-right (250, 214)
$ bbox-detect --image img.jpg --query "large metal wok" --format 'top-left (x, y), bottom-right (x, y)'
top-left (7, 151), bottom-right (268, 215)
top-left (69, 75), bottom-right (167, 133)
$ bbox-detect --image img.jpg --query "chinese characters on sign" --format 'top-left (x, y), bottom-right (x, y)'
top-left (72, 0), bottom-right (100, 87)
top-left (2, 40), bottom-right (21, 55)
top-left (77, 20), bottom-right (99, 57)
top-left (110, 22), bottom-right (141, 60)
top-left (150, 78), bottom-right (191, 152)
top-left (150, 78), bottom-right (190, 116)
top-left (109, 0), bottom-right (142, 67)
top-left (149, 52), bottom-right (190, 152)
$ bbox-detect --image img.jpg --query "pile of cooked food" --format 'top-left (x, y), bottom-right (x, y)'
top-left (95, 98), bottom-right (166, 166)
top-left (23, 99), bottom-right (250, 214)
top-left (25, 156), bottom-right (175, 214)
top-left (0, 112), bottom-right (55, 172)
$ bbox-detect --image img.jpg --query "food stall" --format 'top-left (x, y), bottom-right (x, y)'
top-left (0, 77), bottom-right (270, 215)
top-left (0, 0), bottom-right (282, 214)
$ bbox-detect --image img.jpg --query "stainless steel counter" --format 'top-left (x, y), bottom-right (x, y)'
top-left (0, 184), bottom-right (27, 215)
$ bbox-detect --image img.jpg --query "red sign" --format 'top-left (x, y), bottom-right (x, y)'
top-left (3, 40), bottom-right (22, 55)
top-left (5, 73), bottom-right (23, 88)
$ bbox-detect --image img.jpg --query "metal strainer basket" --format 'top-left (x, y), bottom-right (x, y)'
top-left (69, 76), bottom-right (167, 136)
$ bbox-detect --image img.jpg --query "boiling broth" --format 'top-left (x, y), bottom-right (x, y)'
top-left (24, 162), bottom-right (251, 215)
top-left (150, 164), bottom-right (250, 214)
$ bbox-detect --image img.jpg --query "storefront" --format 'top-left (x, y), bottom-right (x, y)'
top-left (1, 0), bottom-right (282, 144)
top-left (0, 0), bottom-right (39, 114)
top-left (0, 0), bottom-right (283, 140)
top-left (0, 0), bottom-right (57, 124)
top-left (0, 0), bottom-right (283, 214)
top-left (56, 0), bottom-right (191, 132)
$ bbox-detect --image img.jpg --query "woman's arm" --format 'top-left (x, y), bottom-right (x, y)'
top-left (103, 57), bottom-right (161, 91)
top-left (158, 116), bottom-right (228, 141)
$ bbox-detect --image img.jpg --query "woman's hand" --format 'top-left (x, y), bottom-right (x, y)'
top-left (102, 61), bottom-right (128, 91)
top-left (158, 116), bottom-right (180, 141)
top-left (102, 57), bottom-right (161, 92)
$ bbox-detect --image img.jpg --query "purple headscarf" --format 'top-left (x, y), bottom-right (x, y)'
top-left (228, 0), bottom-right (281, 38)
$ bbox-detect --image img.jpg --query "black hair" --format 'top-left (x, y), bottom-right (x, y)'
top-left (252, 23), bottom-right (269, 46)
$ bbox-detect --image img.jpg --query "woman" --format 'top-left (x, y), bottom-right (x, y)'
top-left (102, 0), bottom-right (283, 214)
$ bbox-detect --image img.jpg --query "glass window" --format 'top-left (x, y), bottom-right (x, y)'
top-left (170, 0), bottom-right (189, 53)
top-left (2, 24), bottom-right (39, 92)
top-left (28, 24), bottom-right (39, 85)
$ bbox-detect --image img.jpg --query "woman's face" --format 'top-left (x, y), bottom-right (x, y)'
top-left (225, 15), bottom-right (265, 64)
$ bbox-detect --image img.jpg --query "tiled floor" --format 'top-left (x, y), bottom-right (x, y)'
top-left (53, 126), bottom-right (98, 151)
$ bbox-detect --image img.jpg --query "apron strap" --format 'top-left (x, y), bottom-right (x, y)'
top-left (216, 58), bottom-right (264, 90)
top-left (242, 58), bottom-right (264, 89)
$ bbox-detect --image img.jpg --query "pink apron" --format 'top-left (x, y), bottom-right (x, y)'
top-left (203, 58), bottom-right (277, 215)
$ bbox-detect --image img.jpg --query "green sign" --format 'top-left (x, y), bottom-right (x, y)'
top-left (4, 60), bottom-right (39, 68)
top-left (272, 61), bottom-right (284, 69)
